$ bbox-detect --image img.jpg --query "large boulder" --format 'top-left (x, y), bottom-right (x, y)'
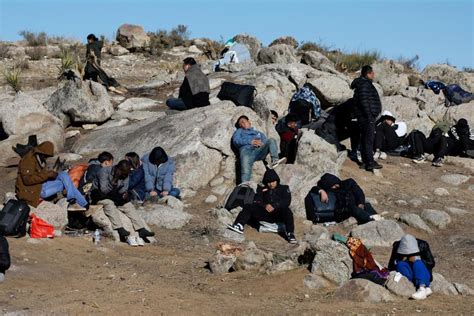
top-left (309, 239), bottom-right (353, 285)
top-left (306, 70), bottom-right (353, 107)
top-left (233, 242), bottom-right (273, 271)
top-left (336, 279), bottom-right (395, 303)
top-left (233, 34), bottom-right (262, 60)
top-left (399, 213), bottom-right (433, 234)
top-left (301, 51), bottom-right (337, 74)
top-left (372, 61), bottom-right (410, 96)
top-left (116, 24), bottom-right (150, 50)
top-left (421, 64), bottom-right (474, 92)
top-left (431, 272), bottom-right (459, 296)
top-left (440, 174), bottom-right (470, 186)
top-left (385, 271), bottom-right (416, 298)
top-left (137, 202), bottom-right (192, 229)
top-left (44, 80), bottom-right (114, 125)
top-left (253, 71), bottom-right (296, 116)
top-left (257, 44), bottom-right (298, 65)
top-left (421, 209), bottom-right (451, 229)
top-left (117, 97), bottom-right (160, 111)
top-left (269, 36), bottom-right (299, 49)
top-left (31, 200), bottom-right (68, 228)
top-left (350, 220), bottom-right (405, 247)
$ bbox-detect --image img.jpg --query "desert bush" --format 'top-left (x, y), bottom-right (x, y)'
top-left (270, 36), bottom-right (299, 48)
top-left (26, 46), bottom-right (47, 60)
top-left (19, 30), bottom-right (47, 46)
top-left (397, 55), bottom-right (420, 70)
top-left (333, 50), bottom-right (382, 72)
top-left (16, 58), bottom-right (30, 70)
top-left (463, 67), bottom-right (474, 73)
top-left (1, 66), bottom-right (22, 92)
top-left (148, 25), bottom-right (191, 56)
top-left (299, 40), bottom-right (333, 53)
top-left (201, 38), bottom-right (225, 60)
top-left (0, 44), bottom-right (9, 58)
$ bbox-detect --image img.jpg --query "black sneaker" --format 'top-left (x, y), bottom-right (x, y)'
top-left (287, 232), bottom-right (297, 244)
top-left (227, 223), bottom-right (244, 234)
top-left (116, 227), bottom-right (130, 242)
top-left (366, 162), bottom-right (383, 171)
top-left (432, 157), bottom-right (444, 167)
top-left (138, 228), bottom-right (155, 238)
top-left (359, 163), bottom-right (366, 169)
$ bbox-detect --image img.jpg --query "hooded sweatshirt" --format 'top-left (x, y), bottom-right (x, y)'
top-left (388, 236), bottom-right (435, 280)
top-left (350, 76), bottom-right (382, 120)
top-left (253, 169), bottom-right (291, 210)
top-left (15, 141), bottom-right (57, 207)
top-left (313, 173), bottom-right (366, 212)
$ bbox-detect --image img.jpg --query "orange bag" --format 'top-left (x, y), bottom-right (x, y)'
top-left (68, 163), bottom-right (88, 188)
top-left (29, 214), bottom-right (55, 238)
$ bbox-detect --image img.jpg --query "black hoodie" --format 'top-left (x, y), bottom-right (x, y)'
top-left (254, 169), bottom-right (291, 210)
top-left (312, 173), bottom-right (365, 209)
top-left (351, 77), bottom-right (382, 120)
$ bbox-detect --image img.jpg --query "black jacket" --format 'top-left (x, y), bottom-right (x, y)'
top-left (388, 239), bottom-right (435, 281)
top-left (86, 40), bottom-right (104, 63)
top-left (254, 170), bottom-right (291, 210)
top-left (0, 236), bottom-right (10, 274)
top-left (314, 173), bottom-right (365, 212)
top-left (351, 77), bottom-right (382, 120)
top-left (178, 78), bottom-right (210, 109)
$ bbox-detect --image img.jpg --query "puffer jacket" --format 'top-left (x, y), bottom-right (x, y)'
top-left (351, 77), bottom-right (382, 120)
top-left (142, 153), bottom-right (176, 192)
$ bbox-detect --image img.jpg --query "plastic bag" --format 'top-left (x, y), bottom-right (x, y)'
top-left (29, 214), bottom-right (55, 239)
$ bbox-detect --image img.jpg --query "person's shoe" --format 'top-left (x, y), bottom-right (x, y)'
top-left (370, 214), bottom-right (384, 221)
top-left (85, 204), bottom-right (103, 217)
top-left (271, 157), bottom-right (287, 169)
top-left (411, 287), bottom-right (428, 300)
top-left (68, 203), bottom-right (87, 212)
top-left (348, 150), bottom-right (359, 162)
top-left (359, 163), bottom-right (366, 169)
top-left (366, 162), bottom-right (383, 171)
top-left (379, 151), bottom-right (387, 160)
top-left (373, 150), bottom-right (382, 160)
top-left (227, 223), bottom-right (244, 235)
top-left (286, 232), bottom-right (297, 244)
top-left (117, 227), bottom-right (131, 242)
top-left (126, 236), bottom-right (139, 247)
top-left (425, 287), bottom-right (433, 297)
top-left (412, 155), bottom-right (427, 164)
top-left (138, 228), bottom-right (155, 239)
top-left (0, 272), bottom-right (5, 283)
top-left (432, 157), bottom-right (444, 167)
top-left (136, 237), bottom-right (145, 246)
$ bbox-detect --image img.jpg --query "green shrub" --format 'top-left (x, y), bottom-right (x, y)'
top-left (1, 66), bottom-right (22, 92)
top-left (19, 30), bottom-right (48, 46)
top-left (57, 48), bottom-right (75, 76)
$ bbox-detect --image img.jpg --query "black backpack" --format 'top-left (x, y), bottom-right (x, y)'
top-left (224, 184), bottom-right (256, 210)
top-left (289, 99), bottom-right (313, 125)
top-left (0, 200), bottom-right (30, 237)
top-left (304, 189), bottom-right (337, 223)
top-left (217, 82), bottom-right (256, 108)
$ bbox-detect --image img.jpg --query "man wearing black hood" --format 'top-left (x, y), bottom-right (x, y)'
top-left (447, 118), bottom-right (474, 158)
top-left (227, 169), bottom-right (297, 244)
top-left (310, 173), bottom-right (380, 224)
top-left (351, 65), bottom-right (383, 171)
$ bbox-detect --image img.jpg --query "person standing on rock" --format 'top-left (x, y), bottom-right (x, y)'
top-left (84, 34), bottom-right (104, 82)
top-left (232, 115), bottom-right (286, 183)
top-left (351, 65), bottom-right (383, 171)
top-left (166, 57), bottom-right (210, 111)
top-left (388, 234), bottom-right (434, 300)
top-left (142, 147), bottom-right (181, 199)
top-left (227, 169), bottom-right (297, 244)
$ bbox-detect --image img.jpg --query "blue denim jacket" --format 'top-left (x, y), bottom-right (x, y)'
top-left (232, 127), bottom-right (268, 150)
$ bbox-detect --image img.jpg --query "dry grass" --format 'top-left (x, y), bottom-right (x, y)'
top-left (25, 46), bottom-right (47, 60)
top-left (1, 65), bottom-right (22, 92)
top-left (0, 44), bottom-right (9, 58)
top-left (19, 30), bottom-right (47, 46)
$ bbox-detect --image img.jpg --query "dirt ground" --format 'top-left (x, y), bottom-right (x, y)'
top-left (0, 155), bottom-right (473, 315)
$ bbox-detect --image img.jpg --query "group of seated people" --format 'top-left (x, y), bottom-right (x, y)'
top-left (15, 142), bottom-right (180, 246)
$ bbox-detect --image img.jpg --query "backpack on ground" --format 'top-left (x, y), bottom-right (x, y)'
top-left (217, 82), bottom-right (256, 108)
top-left (68, 163), bottom-right (88, 188)
top-left (224, 184), bottom-right (256, 210)
top-left (304, 189), bottom-right (337, 223)
top-left (0, 200), bottom-right (30, 237)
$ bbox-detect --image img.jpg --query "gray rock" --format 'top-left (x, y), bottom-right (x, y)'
top-left (208, 252), bottom-right (236, 274)
top-left (257, 44), bottom-right (298, 65)
top-left (44, 80), bottom-right (113, 125)
top-left (350, 220), bottom-right (405, 247)
top-left (440, 174), bottom-right (470, 186)
top-left (211, 208), bottom-right (235, 226)
top-left (117, 97), bottom-right (160, 111)
top-left (301, 51), bottom-right (337, 73)
top-left (309, 239), bottom-right (352, 285)
top-left (409, 198), bottom-right (423, 207)
top-left (306, 70), bottom-right (353, 107)
top-left (341, 217), bottom-right (358, 228)
top-left (112, 110), bottom-right (166, 121)
top-left (431, 272), bottom-right (458, 296)
top-left (93, 119), bottom-right (129, 130)
top-left (445, 207), bottom-right (468, 216)
top-left (421, 64), bottom-right (474, 92)
top-left (365, 197), bottom-right (378, 205)
top-left (116, 24), bottom-right (150, 50)
top-left (233, 242), bottom-right (273, 271)
top-left (453, 283), bottom-right (474, 295)
top-left (138, 204), bottom-right (191, 229)
top-left (209, 177), bottom-right (225, 187)
top-left (469, 185), bottom-right (474, 192)
top-left (372, 61), bottom-right (409, 96)
top-left (336, 279), bottom-right (395, 302)
top-left (108, 45), bottom-right (129, 56)
top-left (421, 209), bottom-right (451, 229)
top-left (304, 274), bottom-right (332, 289)
top-left (395, 200), bottom-right (408, 206)
top-left (434, 188), bottom-right (450, 196)
top-left (57, 153), bottom-right (82, 162)
top-left (303, 225), bottom-right (330, 247)
top-left (4, 192), bottom-right (16, 203)
top-left (269, 36), bottom-right (299, 48)
top-left (399, 213), bottom-right (433, 234)
top-left (385, 271), bottom-right (416, 298)
top-left (205, 195), bottom-right (218, 204)
top-left (31, 200), bottom-right (68, 228)
top-left (220, 228), bottom-right (245, 243)
top-left (270, 259), bottom-right (298, 273)
top-left (161, 195), bottom-right (184, 210)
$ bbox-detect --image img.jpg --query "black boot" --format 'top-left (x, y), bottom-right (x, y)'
top-left (138, 228), bottom-right (155, 238)
top-left (116, 227), bottom-right (130, 242)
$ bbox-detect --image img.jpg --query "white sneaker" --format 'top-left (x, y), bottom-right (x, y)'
top-left (425, 287), bottom-right (433, 297)
top-left (411, 287), bottom-right (428, 300)
top-left (373, 151), bottom-right (381, 160)
top-left (379, 152), bottom-right (387, 160)
top-left (271, 157), bottom-right (287, 169)
top-left (126, 236), bottom-right (139, 247)
top-left (370, 214), bottom-right (384, 221)
top-left (0, 272), bottom-right (4, 283)
top-left (136, 237), bottom-right (145, 246)
top-left (68, 203), bottom-right (87, 211)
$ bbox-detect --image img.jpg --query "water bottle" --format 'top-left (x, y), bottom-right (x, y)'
top-left (93, 229), bottom-right (101, 245)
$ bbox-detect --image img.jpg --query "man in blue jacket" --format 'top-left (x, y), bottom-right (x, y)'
top-left (232, 115), bottom-right (285, 183)
top-left (142, 147), bottom-right (181, 199)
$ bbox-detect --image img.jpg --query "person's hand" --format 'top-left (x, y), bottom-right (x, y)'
top-left (251, 139), bottom-right (263, 147)
top-left (265, 204), bottom-right (274, 213)
top-left (358, 204), bottom-right (365, 209)
top-left (149, 191), bottom-right (158, 197)
top-left (320, 189), bottom-right (328, 203)
top-left (408, 256), bottom-right (416, 263)
top-left (161, 191), bottom-right (169, 197)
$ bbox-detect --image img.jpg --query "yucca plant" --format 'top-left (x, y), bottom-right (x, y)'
top-left (1, 66), bottom-right (22, 93)
top-left (57, 48), bottom-right (75, 77)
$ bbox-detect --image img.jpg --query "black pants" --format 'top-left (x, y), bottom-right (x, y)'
top-left (234, 204), bottom-right (295, 233)
top-left (349, 120), bottom-right (361, 152)
top-left (0, 236), bottom-right (10, 274)
top-left (349, 202), bottom-right (377, 225)
top-left (374, 123), bottom-right (400, 152)
top-left (410, 131), bottom-right (449, 159)
top-left (358, 118), bottom-right (376, 166)
top-left (280, 139), bottom-right (298, 164)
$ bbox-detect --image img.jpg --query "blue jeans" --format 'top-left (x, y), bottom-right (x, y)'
top-left (396, 260), bottom-right (431, 288)
top-left (158, 188), bottom-right (181, 199)
top-left (239, 138), bottom-right (279, 183)
top-left (41, 171), bottom-right (88, 207)
top-left (166, 98), bottom-right (187, 111)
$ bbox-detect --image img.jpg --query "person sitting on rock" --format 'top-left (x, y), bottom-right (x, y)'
top-left (90, 160), bottom-right (154, 246)
top-left (166, 57), bottom-right (210, 111)
top-left (288, 83), bottom-right (321, 126)
top-left (15, 141), bottom-right (96, 212)
top-left (313, 173), bottom-right (382, 224)
top-left (446, 118), bottom-right (474, 158)
top-left (388, 234), bottom-right (435, 300)
top-left (0, 236), bottom-right (10, 283)
top-left (125, 152), bottom-right (146, 203)
top-left (142, 147), bottom-right (181, 199)
top-left (232, 115), bottom-right (286, 183)
top-left (78, 151), bottom-right (114, 194)
top-left (227, 169), bottom-right (297, 244)
top-left (373, 110), bottom-right (407, 160)
top-left (275, 113), bottom-right (301, 164)
top-left (409, 125), bottom-right (450, 167)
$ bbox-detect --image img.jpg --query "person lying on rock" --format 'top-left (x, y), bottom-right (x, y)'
top-left (275, 113), bottom-right (301, 164)
top-left (373, 110), bottom-right (407, 160)
top-left (232, 115), bottom-right (286, 183)
top-left (388, 234), bottom-right (435, 300)
top-left (125, 152), bottom-right (146, 203)
top-left (0, 236), bottom-right (10, 283)
top-left (15, 141), bottom-right (99, 212)
top-left (90, 160), bottom-right (154, 246)
top-left (166, 57), bottom-right (210, 111)
top-left (313, 173), bottom-right (382, 224)
top-left (227, 169), bottom-right (297, 244)
top-left (142, 147), bottom-right (181, 199)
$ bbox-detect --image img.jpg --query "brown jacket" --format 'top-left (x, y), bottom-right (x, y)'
top-left (15, 142), bottom-right (56, 207)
